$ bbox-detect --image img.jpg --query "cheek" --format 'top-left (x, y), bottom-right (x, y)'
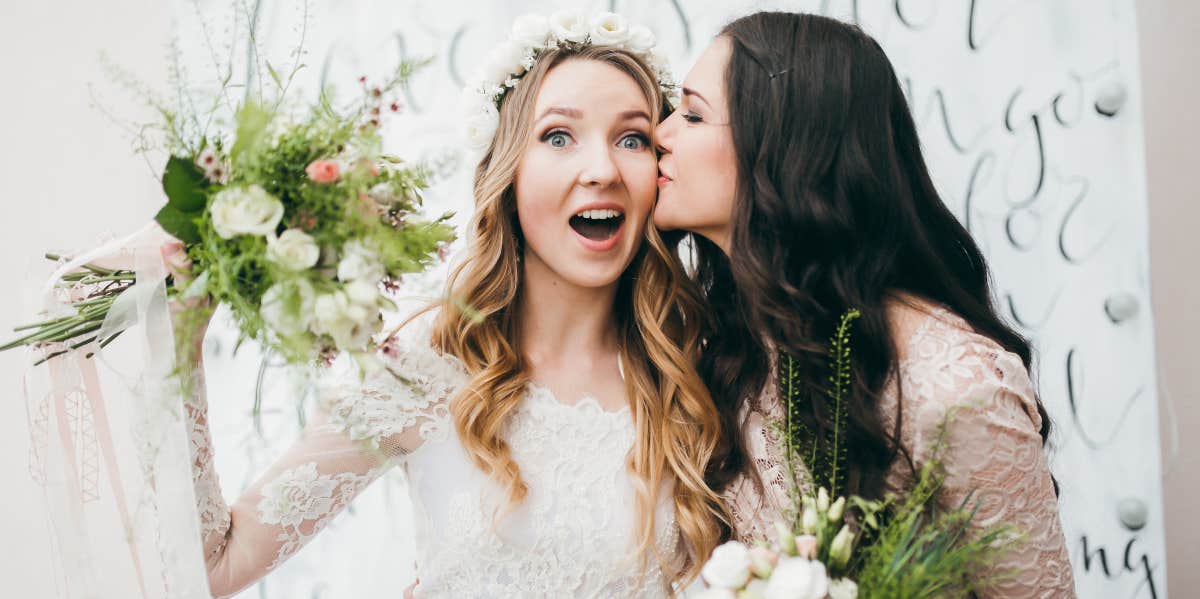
top-left (513, 162), bottom-right (564, 244)
top-left (681, 132), bottom-right (737, 224)
top-left (622, 154), bottom-right (659, 219)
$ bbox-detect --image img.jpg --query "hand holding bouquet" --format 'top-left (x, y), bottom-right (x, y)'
top-left (4, 60), bottom-right (455, 374)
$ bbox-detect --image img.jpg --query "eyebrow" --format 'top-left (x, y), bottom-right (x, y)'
top-left (534, 107), bottom-right (652, 123)
top-left (536, 106), bottom-right (583, 122)
top-left (682, 87), bottom-right (711, 108)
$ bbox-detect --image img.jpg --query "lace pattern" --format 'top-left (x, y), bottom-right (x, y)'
top-left (413, 385), bottom-right (679, 597)
top-left (185, 314), bottom-right (684, 598)
top-left (724, 305), bottom-right (1076, 598)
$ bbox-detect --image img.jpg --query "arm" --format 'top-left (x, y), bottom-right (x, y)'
top-left (898, 339), bottom-right (1076, 599)
top-left (186, 363), bottom-right (408, 598)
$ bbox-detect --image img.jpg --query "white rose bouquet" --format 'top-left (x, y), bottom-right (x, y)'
top-left (3, 57), bottom-right (454, 373)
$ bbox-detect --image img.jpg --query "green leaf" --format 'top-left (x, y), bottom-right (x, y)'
top-left (265, 60), bottom-right (283, 90)
top-left (154, 204), bottom-right (200, 245)
top-left (161, 156), bottom-right (208, 213)
top-left (230, 101), bottom-right (273, 162)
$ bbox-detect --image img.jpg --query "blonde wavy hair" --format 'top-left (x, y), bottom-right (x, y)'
top-left (422, 45), bottom-right (727, 583)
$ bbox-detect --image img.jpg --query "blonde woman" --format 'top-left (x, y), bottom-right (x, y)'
top-left (169, 12), bottom-right (728, 599)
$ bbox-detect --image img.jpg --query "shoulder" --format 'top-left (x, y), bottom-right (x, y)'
top-left (881, 295), bottom-right (1042, 444)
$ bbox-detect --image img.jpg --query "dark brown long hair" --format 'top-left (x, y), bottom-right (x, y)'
top-left (696, 12), bottom-right (1053, 502)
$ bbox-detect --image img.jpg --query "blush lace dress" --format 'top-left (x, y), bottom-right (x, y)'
top-left (723, 305), bottom-right (1077, 598)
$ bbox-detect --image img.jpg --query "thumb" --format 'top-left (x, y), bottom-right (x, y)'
top-left (160, 240), bottom-right (193, 289)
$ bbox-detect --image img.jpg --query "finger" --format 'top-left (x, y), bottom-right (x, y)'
top-left (160, 241), bottom-right (193, 288)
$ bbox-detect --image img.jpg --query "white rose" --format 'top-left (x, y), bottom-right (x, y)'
top-left (745, 578), bottom-right (769, 597)
top-left (549, 10), bottom-right (590, 43)
top-left (626, 25), bottom-right (656, 53)
top-left (210, 184), bottom-right (284, 239)
top-left (337, 240), bottom-right (385, 283)
top-left (485, 40), bottom-right (530, 87)
top-left (266, 229), bottom-right (320, 271)
top-left (692, 589), bottom-right (737, 599)
top-left (589, 12), bottom-right (630, 46)
top-left (260, 278), bottom-right (315, 337)
top-left (344, 278), bottom-right (381, 307)
top-left (828, 578), bottom-right (859, 599)
top-left (510, 13), bottom-right (551, 49)
top-left (310, 290), bottom-right (381, 351)
top-left (762, 557), bottom-right (829, 599)
top-left (701, 541), bottom-right (753, 590)
top-left (464, 99), bottom-right (500, 150)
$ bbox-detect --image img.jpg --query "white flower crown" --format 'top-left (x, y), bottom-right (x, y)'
top-left (461, 11), bottom-right (678, 150)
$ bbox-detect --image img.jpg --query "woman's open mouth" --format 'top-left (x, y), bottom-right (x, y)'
top-left (568, 208), bottom-right (625, 243)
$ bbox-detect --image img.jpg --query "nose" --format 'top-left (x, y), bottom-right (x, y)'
top-left (578, 137), bottom-right (620, 188)
top-left (654, 110), bottom-right (677, 155)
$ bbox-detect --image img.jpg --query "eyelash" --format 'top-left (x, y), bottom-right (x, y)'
top-left (540, 129), bottom-right (650, 150)
top-left (682, 111), bottom-right (703, 124)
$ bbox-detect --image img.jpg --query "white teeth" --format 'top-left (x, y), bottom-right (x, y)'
top-left (576, 209), bottom-right (621, 220)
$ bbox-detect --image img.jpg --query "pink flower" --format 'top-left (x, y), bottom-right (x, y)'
top-left (306, 160), bottom-right (340, 183)
top-left (794, 534), bottom-right (819, 560)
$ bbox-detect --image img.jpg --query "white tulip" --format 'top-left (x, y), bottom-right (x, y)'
top-left (701, 540), bottom-right (753, 590)
top-left (337, 240), bottom-right (385, 283)
top-left (549, 10), bottom-right (590, 43)
top-left (589, 12), bottom-right (630, 46)
top-left (510, 13), bottom-right (551, 49)
top-left (210, 185), bottom-right (284, 239)
top-left (762, 557), bottom-right (829, 599)
top-left (828, 578), bottom-right (859, 599)
top-left (260, 278), bottom-right (315, 337)
top-left (266, 229), bottom-right (320, 271)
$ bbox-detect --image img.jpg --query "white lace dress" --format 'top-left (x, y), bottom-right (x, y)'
top-left (724, 305), bottom-right (1077, 598)
top-left (187, 316), bottom-right (681, 598)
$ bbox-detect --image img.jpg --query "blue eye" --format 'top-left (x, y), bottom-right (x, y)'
top-left (618, 134), bottom-right (649, 150)
top-left (545, 131), bottom-right (571, 148)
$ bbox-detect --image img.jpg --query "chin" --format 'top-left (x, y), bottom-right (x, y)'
top-left (652, 207), bottom-right (687, 232)
top-left (560, 267), bottom-right (625, 289)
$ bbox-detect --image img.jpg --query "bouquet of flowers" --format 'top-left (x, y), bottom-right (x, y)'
top-left (697, 311), bottom-right (1019, 599)
top-left (2, 53), bottom-right (454, 373)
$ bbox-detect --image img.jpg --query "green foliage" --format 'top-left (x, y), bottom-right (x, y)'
top-left (854, 428), bottom-right (1022, 598)
top-left (774, 310), bottom-right (1020, 596)
top-left (780, 308), bottom-right (861, 517)
top-left (156, 156), bottom-right (210, 244)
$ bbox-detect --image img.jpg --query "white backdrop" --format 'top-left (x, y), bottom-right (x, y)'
top-left (1, 1), bottom-right (1166, 597)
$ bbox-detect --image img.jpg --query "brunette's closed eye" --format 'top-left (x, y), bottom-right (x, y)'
top-left (682, 111), bottom-right (703, 124)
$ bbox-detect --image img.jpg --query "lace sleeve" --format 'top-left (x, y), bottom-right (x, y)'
top-left (724, 375), bottom-right (814, 545)
top-left (887, 314), bottom-right (1076, 598)
top-left (187, 321), bottom-right (467, 598)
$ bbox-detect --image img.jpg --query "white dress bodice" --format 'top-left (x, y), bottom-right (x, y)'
top-left (189, 315), bottom-right (681, 598)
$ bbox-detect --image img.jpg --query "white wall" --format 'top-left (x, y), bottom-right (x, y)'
top-left (1, 0), bottom-right (1193, 597)
top-left (0, 1), bottom-right (170, 596)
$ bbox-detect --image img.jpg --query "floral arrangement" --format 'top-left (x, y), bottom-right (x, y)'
top-left (460, 10), bottom-right (677, 150)
top-left (697, 310), bottom-right (1020, 599)
top-left (3, 31), bottom-right (454, 374)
